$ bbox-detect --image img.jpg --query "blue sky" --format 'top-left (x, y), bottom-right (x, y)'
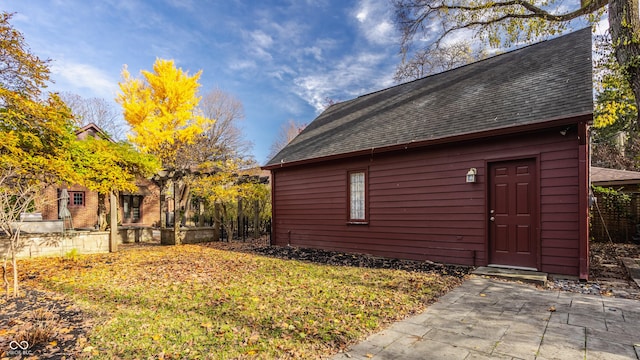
top-left (4, 0), bottom-right (401, 164)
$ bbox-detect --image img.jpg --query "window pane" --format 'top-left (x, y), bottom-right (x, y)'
top-left (350, 172), bottom-right (365, 220)
top-left (132, 196), bottom-right (141, 221)
top-left (132, 207), bottom-right (141, 221)
top-left (71, 192), bottom-right (84, 206)
top-left (123, 196), bottom-right (130, 219)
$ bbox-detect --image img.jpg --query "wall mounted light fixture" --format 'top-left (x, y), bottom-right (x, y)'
top-left (466, 168), bottom-right (477, 183)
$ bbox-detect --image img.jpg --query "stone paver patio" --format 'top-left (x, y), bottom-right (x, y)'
top-left (332, 277), bottom-right (640, 360)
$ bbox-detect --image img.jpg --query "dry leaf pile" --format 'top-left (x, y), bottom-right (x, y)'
top-left (1, 242), bottom-right (466, 359)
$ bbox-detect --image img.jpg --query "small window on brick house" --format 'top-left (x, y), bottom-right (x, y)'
top-left (122, 195), bottom-right (143, 223)
top-left (68, 191), bottom-right (85, 207)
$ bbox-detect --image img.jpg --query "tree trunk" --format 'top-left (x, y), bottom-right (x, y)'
top-left (160, 181), bottom-right (166, 229)
top-left (608, 0), bottom-right (640, 125)
top-left (3, 254), bottom-right (8, 298)
top-left (11, 252), bottom-right (17, 297)
top-left (179, 182), bottom-right (191, 227)
top-left (214, 202), bottom-right (221, 241)
top-left (238, 198), bottom-right (244, 241)
top-left (173, 180), bottom-right (181, 245)
top-left (9, 236), bottom-right (18, 297)
top-left (226, 222), bottom-right (234, 242)
top-left (221, 203), bottom-right (233, 242)
top-left (253, 199), bottom-right (260, 239)
top-left (109, 191), bottom-right (118, 252)
top-left (198, 200), bottom-right (204, 227)
top-left (97, 193), bottom-right (107, 230)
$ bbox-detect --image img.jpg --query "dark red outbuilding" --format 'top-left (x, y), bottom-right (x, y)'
top-left (263, 29), bottom-right (593, 279)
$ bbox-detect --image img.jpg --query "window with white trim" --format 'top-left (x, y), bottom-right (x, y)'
top-left (349, 171), bottom-right (366, 222)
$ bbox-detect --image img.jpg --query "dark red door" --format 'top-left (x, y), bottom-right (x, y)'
top-left (489, 159), bottom-right (538, 269)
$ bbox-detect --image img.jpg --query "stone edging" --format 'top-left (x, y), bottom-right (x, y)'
top-left (621, 257), bottom-right (640, 289)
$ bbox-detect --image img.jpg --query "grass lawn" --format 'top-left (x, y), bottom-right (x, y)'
top-left (14, 244), bottom-right (462, 359)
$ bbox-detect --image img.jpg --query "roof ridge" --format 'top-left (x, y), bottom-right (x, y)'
top-left (265, 27), bottom-right (593, 168)
top-left (353, 27), bottom-right (592, 102)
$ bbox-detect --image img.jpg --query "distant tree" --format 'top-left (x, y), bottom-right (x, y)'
top-left (191, 160), bottom-right (268, 242)
top-left (59, 92), bottom-right (127, 140)
top-left (177, 88), bottom-right (251, 167)
top-left (175, 88), bottom-right (253, 227)
top-left (392, 0), bottom-right (640, 123)
top-left (592, 35), bottom-right (640, 170)
top-left (267, 119), bottom-right (306, 160)
top-left (117, 58), bottom-right (213, 242)
top-left (322, 97), bottom-right (339, 109)
top-left (394, 41), bottom-right (484, 82)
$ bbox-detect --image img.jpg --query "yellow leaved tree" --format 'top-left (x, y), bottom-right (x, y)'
top-left (117, 58), bottom-right (214, 243)
top-left (117, 58), bottom-right (213, 167)
top-left (1, 12), bottom-right (162, 297)
top-left (0, 12), bottom-right (81, 297)
top-left (191, 159), bottom-right (269, 242)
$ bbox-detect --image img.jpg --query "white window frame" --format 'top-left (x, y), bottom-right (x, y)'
top-left (348, 170), bottom-right (367, 223)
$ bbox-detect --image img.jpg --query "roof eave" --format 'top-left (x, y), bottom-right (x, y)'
top-left (262, 112), bottom-right (592, 171)
top-left (592, 180), bottom-right (640, 187)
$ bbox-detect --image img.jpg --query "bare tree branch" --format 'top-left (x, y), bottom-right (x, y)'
top-left (392, 0), bottom-right (640, 126)
top-left (267, 119), bottom-right (306, 161)
top-left (393, 0), bottom-right (609, 56)
top-left (394, 40), bottom-right (485, 82)
top-left (176, 88), bottom-right (252, 168)
top-left (59, 92), bottom-right (127, 140)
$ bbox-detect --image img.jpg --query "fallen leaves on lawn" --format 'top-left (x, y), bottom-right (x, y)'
top-left (10, 241), bottom-right (467, 359)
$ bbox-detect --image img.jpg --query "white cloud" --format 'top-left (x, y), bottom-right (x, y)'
top-left (303, 46), bottom-right (323, 61)
top-left (164, 0), bottom-right (194, 11)
top-left (252, 46), bottom-right (274, 62)
top-left (292, 51), bottom-right (394, 112)
top-left (251, 30), bottom-right (274, 49)
top-left (229, 59), bottom-right (257, 71)
top-left (239, 27), bottom-right (280, 64)
top-left (356, 8), bottom-right (368, 23)
top-left (440, 28), bottom-right (475, 47)
top-left (51, 61), bottom-right (118, 99)
top-left (352, 0), bottom-right (397, 46)
top-left (267, 65), bottom-right (296, 81)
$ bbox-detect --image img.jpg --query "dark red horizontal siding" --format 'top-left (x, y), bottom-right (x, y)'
top-left (271, 127), bottom-right (583, 276)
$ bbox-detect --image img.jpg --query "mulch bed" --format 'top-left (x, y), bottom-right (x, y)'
top-left (249, 245), bottom-right (471, 278)
top-left (590, 241), bottom-right (640, 279)
top-left (575, 241), bottom-right (640, 299)
top-left (0, 288), bottom-right (92, 359)
top-left (199, 237), bottom-right (471, 278)
top-left (2, 237), bottom-right (638, 359)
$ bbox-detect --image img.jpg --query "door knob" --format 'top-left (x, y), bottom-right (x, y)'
top-left (490, 217), bottom-right (495, 222)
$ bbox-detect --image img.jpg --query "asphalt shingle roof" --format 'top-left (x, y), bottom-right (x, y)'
top-left (266, 28), bottom-right (593, 167)
top-left (591, 166), bottom-right (640, 185)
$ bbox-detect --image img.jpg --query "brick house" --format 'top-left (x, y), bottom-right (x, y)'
top-left (39, 124), bottom-right (160, 229)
